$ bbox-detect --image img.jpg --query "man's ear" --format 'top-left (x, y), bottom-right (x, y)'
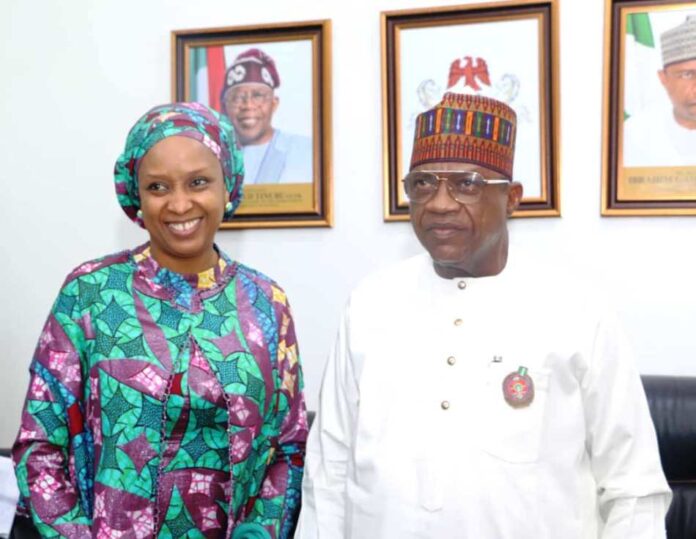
top-left (272, 95), bottom-right (280, 114)
top-left (658, 69), bottom-right (668, 89)
top-left (506, 182), bottom-right (523, 216)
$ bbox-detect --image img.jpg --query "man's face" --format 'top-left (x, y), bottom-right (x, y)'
top-left (658, 59), bottom-right (696, 129)
top-left (409, 161), bottom-right (523, 278)
top-left (222, 82), bottom-right (279, 145)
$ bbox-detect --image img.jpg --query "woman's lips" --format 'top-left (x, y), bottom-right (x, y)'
top-left (166, 217), bottom-right (202, 238)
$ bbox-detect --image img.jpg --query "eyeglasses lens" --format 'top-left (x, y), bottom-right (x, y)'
top-left (403, 172), bottom-right (483, 203)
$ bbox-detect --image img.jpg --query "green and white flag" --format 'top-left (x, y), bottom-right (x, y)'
top-left (188, 46), bottom-right (226, 111)
top-left (623, 13), bottom-right (660, 120)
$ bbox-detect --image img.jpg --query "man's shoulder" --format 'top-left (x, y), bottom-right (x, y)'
top-left (274, 129), bottom-right (311, 152)
top-left (623, 103), bottom-right (675, 164)
top-left (350, 254), bottom-right (427, 302)
top-left (503, 248), bottom-right (612, 317)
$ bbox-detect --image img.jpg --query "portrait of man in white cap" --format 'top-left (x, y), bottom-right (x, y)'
top-left (624, 14), bottom-right (696, 167)
top-left (221, 47), bottom-right (313, 184)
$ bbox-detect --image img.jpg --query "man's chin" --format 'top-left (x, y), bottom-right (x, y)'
top-left (238, 133), bottom-right (260, 146)
top-left (238, 128), bottom-right (272, 146)
top-left (429, 252), bottom-right (468, 269)
top-left (427, 246), bottom-right (469, 266)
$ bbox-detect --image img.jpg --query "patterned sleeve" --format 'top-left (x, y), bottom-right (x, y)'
top-left (239, 286), bottom-right (308, 539)
top-left (12, 284), bottom-right (92, 538)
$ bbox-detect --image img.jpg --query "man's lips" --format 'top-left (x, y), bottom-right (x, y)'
top-left (236, 116), bottom-right (260, 128)
top-left (426, 223), bottom-right (468, 239)
top-left (166, 217), bottom-right (202, 238)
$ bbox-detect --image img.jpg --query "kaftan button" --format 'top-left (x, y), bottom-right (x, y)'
top-left (441, 400), bottom-right (450, 410)
top-left (447, 356), bottom-right (456, 366)
top-left (458, 280), bottom-right (467, 290)
top-left (454, 318), bottom-right (463, 327)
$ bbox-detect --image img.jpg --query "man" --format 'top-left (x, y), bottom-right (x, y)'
top-left (624, 15), bottom-right (696, 167)
top-left (220, 48), bottom-right (312, 184)
top-left (298, 93), bottom-right (671, 538)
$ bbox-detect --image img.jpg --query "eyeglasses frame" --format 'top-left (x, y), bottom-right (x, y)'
top-left (402, 170), bottom-right (510, 205)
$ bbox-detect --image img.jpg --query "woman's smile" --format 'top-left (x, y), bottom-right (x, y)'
top-left (166, 216), bottom-right (203, 237)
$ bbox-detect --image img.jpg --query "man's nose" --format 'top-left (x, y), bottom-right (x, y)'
top-left (425, 179), bottom-right (460, 212)
top-left (688, 79), bottom-right (696, 95)
top-left (239, 95), bottom-right (258, 107)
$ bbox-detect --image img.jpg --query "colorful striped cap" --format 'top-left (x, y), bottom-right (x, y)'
top-left (410, 92), bottom-right (517, 179)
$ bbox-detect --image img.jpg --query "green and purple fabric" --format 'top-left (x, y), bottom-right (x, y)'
top-left (13, 243), bottom-right (307, 538)
top-left (114, 102), bottom-right (245, 227)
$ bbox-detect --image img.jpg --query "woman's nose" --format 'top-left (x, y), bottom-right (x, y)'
top-left (167, 189), bottom-right (194, 214)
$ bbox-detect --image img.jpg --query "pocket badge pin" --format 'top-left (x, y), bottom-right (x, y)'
top-left (502, 366), bottom-right (534, 408)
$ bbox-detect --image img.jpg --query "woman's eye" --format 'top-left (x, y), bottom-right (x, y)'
top-left (191, 177), bottom-right (209, 187)
top-left (146, 182), bottom-right (167, 192)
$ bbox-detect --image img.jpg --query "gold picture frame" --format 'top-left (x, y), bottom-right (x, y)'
top-left (381, 0), bottom-right (561, 221)
top-left (172, 21), bottom-right (333, 229)
top-left (601, 0), bottom-right (696, 216)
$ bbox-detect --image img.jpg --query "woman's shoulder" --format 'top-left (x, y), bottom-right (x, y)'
top-left (230, 261), bottom-right (290, 305)
top-left (61, 247), bottom-right (135, 289)
top-left (233, 261), bottom-right (280, 288)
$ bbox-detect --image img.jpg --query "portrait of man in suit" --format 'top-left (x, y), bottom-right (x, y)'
top-left (221, 48), bottom-right (313, 185)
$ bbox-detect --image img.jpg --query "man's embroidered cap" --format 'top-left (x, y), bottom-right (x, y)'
top-left (410, 92), bottom-right (517, 179)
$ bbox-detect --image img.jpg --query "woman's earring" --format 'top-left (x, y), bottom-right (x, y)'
top-left (136, 209), bottom-right (143, 220)
top-left (225, 202), bottom-right (233, 213)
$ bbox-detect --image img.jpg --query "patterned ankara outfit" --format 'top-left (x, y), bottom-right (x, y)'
top-left (13, 103), bottom-right (307, 539)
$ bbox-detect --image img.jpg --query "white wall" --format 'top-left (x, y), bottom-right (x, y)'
top-left (2, 0), bottom-right (696, 447)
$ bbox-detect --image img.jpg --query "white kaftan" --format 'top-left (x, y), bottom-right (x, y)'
top-left (298, 253), bottom-right (671, 539)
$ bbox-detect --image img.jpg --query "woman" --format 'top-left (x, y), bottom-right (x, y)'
top-left (12, 103), bottom-right (307, 538)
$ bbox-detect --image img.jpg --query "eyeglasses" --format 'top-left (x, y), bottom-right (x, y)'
top-left (664, 68), bottom-right (696, 82)
top-left (225, 89), bottom-right (273, 107)
top-left (402, 171), bottom-right (509, 204)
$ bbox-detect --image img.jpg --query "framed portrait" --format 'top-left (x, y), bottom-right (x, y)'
top-left (381, 0), bottom-right (561, 221)
top-left (602, 1), bottom-right (696, 215)
top-left (172, 21), bottom-right (333, 229)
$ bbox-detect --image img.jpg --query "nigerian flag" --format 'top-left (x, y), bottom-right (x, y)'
top-left (623, 13), bottom-right (660, 120)
top-left (188, 46), bottom-right (226, 111)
